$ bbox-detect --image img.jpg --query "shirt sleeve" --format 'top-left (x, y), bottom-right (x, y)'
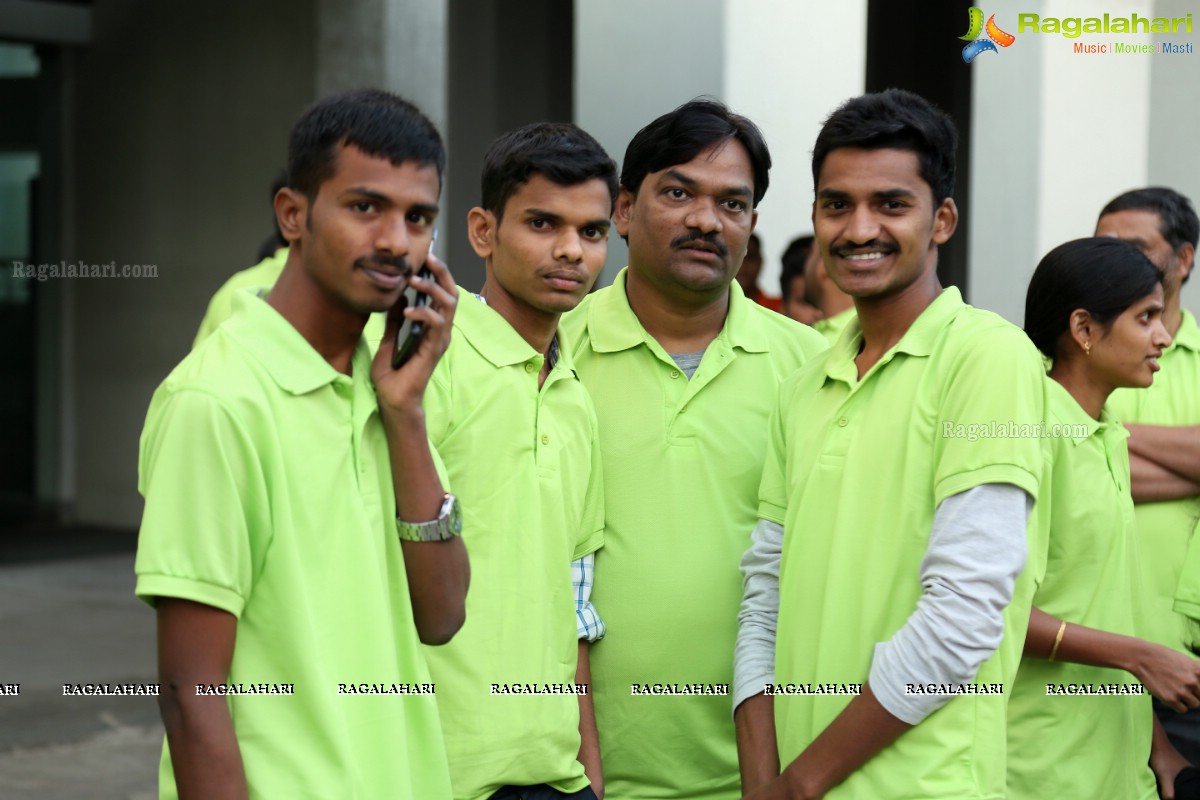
top-left (733, 517), bottom-right (784, 712)
top-left (573, 553), bottom-right (605, 641)
top-left (134, 387), bottom-right (270, 616)
top-left (868, 483), bottom-right (1032, 725)
top-left (573, 404), bottom-right (605, 560)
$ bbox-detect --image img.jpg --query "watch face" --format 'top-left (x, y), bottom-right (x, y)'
top-left (444, 494), bottom-right (463, 535)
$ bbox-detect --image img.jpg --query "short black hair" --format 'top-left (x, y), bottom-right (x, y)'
top-left (812, 89), bottom-right (958, 203)
top-left (287, 89), bottom-right (446, 201)
top-left (1099, 187), bottom-right (1199, 253)
top-left (1024, 237), bottom-right (1163, 360)
top-left (779, 235), bottom-right (814, 301)
top-left (621, 97), bottom-right (771, 207)
top-left (481, 122), bottom-right (618, 222)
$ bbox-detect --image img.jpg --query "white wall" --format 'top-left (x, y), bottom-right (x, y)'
top-left (971, 0), bottom-right (1198, 324)
top-left (575, 0), bottom-right (867, 291)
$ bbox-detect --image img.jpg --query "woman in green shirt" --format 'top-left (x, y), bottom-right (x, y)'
top-left (1011, 236), bottom-right (1198, 800)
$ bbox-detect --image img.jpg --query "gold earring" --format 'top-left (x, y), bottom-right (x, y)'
top-left (1083, 341), bottom-right (1091, 356)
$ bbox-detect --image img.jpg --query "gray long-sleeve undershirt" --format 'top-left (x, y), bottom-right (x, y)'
top-left (733, 483), bottom-right (1032, 724)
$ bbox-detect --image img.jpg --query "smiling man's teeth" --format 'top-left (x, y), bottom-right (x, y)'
top-left (845, 252), bottom-right (886, 261)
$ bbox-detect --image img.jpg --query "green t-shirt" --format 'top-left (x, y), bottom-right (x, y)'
top-left (194, 248), bottom-right (386, 351)
top-left (1110, 310), bottom-right (1200, 650)
top-left (759, 288), bottom-right (1045, 799)
top-left (421, 293), bottom-right (603, 800)
top-left (136, 291), bottom-right (450, 799)
top-left (813, 306), bottom-right (856, 345)
top-left (560, 269), bottom-right (828, 800)
top-left (1007, 378), bottom-right (1155, 800)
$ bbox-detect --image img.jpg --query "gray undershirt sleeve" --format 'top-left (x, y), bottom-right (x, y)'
top-left (733, 517), bottom-right (784, 713)
top-left (732, 484), bottom-right (1032, 721)
top-left (868, 483), bottom-right (1032, 724)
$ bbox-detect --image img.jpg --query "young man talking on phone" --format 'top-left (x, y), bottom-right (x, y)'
top-left (135, 90), bottom-right (468, 799)
top-left (421, 122), bottom-right (617, 800)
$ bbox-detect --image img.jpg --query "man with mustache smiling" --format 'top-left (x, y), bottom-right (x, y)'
top-left (736, 89), bottom-right (1046, 799)
top-left (560, 99), bottom-right (826, 800)
top-left (420, 122), bottom-right (617, 800)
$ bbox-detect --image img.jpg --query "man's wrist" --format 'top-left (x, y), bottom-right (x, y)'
top-left (396, 493), bottom-right (462, 542)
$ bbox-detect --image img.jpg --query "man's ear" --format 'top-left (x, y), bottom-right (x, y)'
top-left (275, 187), bottom-right (308, 243)
top-left (931, 197), bottom-right (959, 245)
top-left (1176, 242), bottom-right (1195, 284)
top-left (467, 207), bottom-right (497, 259)
top-left (614, 188), bottom-right (636, 239)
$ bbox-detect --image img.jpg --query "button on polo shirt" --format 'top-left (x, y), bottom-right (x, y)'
top-left (421, 292), bottom-right (603, 800)
top-left (136, 291), bottom-right (450, 799)
top-left (760, 288), bottom-right (1045, 799)
top-left (1109, 310), bottom-right (1200, 653)
top-left (1008, 379), bottom-right (1155, 800)
top-left (559, 269), bottom-right (827, 800)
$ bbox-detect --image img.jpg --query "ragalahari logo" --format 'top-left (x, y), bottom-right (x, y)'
top-left (960, 7), bottom-right (1016, 62)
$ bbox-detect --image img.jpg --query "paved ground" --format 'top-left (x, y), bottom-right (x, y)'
top-left (0, 553), bottom-right (162, 799)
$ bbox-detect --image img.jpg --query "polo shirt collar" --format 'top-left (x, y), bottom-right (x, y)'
top-left (1046, 377), bottom-right (1128, 448)
top-left (1170, 309), bottom-right (1200, 354)
top-left (585, 267), bottom-right (769, 354)
top-left (454, 288), bottom-right (543, 368)
top-left (224, 289), bottom-right (363, 395)
top-left (825, 286), bottom-right (965, 382)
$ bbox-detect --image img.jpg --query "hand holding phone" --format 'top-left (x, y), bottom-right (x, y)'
top-left (392, 230), bottom-right (437, 369)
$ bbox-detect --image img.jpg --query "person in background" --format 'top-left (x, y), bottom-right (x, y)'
top-left (1010, 235), bottom-right (1197, 800)
top-left (777, 235), bottom-right (823, 326)
top-left (803, 235), bottom-right (855, 344)
top-left (737, 232), bottom-right (782, 312)
top-left (1096, 188), bottom-right (1200, 767)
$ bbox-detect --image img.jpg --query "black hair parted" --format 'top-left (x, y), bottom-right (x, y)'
top-left (287, 89), bottom-right (446, 201)
top-left (620, 97), bottom-right (772, 207)
top-left (1024, 237), bottom-right (1163, 360)
top-left (1100, 187), bottom-right (1200, 252)
top-left (812, 89), bottom-right (958, 204)
top-left (481, 122), bottom-right (618, 221)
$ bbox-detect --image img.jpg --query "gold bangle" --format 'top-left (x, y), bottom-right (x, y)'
top-left (1048, 621), bottom-right (1067, 662)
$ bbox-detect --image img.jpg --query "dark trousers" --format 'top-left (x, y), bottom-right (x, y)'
top-left (1156, 699), bottom-right (1200, 766)
top-left (487, 785), bottom-right (596, 800)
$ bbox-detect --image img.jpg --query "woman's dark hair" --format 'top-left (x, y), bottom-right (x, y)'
top-left (1024, 237), bottom-right (1163, 359)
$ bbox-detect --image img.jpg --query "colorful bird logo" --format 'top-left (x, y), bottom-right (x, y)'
top-left (960, 7), bottom-right (1016, 63)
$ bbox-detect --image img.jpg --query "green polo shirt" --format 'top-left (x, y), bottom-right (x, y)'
top-left (136, 291), bottom-right (451, 800)
top-left (421, 292), bottom-right (602, 800)
top-left (194, 249), bottom-right (386, 351)
top-left (814, 307), bottom-right (856, 345)
top-left (559, 269), bottom-right (827, 800)
top-left (760, 288), bottom-right (1045, 799)
top-left (1008, 379), bottom-right (1155, 800)
top-left (1110, 310), bottom-right (1200, 652)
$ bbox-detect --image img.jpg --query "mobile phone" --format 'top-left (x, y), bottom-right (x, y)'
top-left (392, 229), bottom-right (437, 369)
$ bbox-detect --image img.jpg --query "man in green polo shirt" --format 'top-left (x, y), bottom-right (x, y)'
top-left (1098, 186), bottom-right (1200, 763)
top-left (421, 122), bottom-right (616, 800)
top-left (559, 99), bottom-right (827, 800)
top-left (735, 89), bottom-right (1046, 799)
top-left (136, 90), bottom-right (469, 799)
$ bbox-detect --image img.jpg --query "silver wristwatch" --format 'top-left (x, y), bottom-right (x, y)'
top-left (396, 493), bottom-right (462, 542)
